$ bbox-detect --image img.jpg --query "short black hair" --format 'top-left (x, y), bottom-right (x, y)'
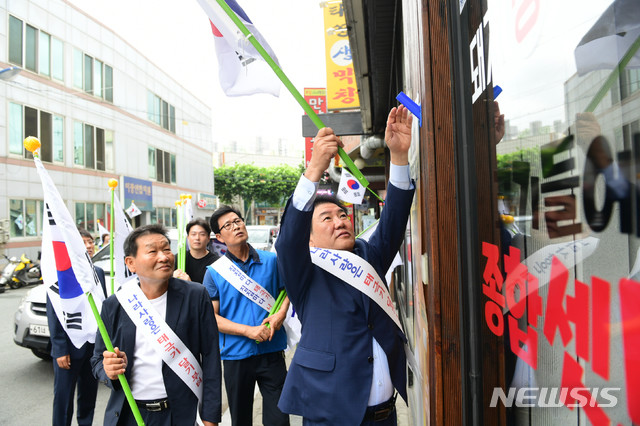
top-left (78, 227), bottom-right (92, 240)
top-left (210, 205), bottom-right (243, 234)
top-left (124, 224), bottom-right (170, 257)
top-left (186, 217), bottom-right (211, 236)
top-left (313, 195), bottom-right (348, 215)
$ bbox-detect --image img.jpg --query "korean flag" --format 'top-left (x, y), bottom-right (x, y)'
top-left (337, 169), bottom-right (365, 205)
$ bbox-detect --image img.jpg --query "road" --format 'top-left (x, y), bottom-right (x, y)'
top-left (0, 286), bottom-right (407, 425)
top-left (0, 286), bottom-right (110, 425)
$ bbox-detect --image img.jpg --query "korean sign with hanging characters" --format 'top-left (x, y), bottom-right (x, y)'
top-left (323, 1), bottom-right (360, 110)
top-left (304, 88), bottom-right (327, 168)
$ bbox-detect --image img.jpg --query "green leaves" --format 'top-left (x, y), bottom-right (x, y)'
top-left (214, 163), bottom-right (304, 206)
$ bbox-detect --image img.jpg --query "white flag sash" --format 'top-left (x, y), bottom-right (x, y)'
top-left (210, 256), bottom-right (276, 312)
top-left (115, 279), bottom-right (203, 403)
top-left (309, 247), bottom-right (402, 331)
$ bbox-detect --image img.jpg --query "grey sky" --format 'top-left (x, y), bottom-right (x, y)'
top-left (68, 0), bottom-right (327, 156)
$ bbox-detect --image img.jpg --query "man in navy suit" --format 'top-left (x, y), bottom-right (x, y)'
top-left (91, 224), bottom-right (221, 426)
top-left (276, 105), bottom-right (415, 425)
top-left (46, 227), bottom-right (106, 426)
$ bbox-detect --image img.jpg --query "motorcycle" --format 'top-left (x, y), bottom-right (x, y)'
top-left (0, 253), bottom-right (42, 289)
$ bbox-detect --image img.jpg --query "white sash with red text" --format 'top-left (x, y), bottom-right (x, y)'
top-left (309, 247), bottom-right (403, 331)
top-left (116, 278), bottom-right (204, 403)
top-left (210, 256), bottom-right (276, 312)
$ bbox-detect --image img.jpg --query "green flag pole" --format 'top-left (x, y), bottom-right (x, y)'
top-left (175, 200), bottom-right (183, 271)
top-left (585, 35), bottom-right (640, 113)
top-left (213, 0), bottom-right (384, 203)
top-left (87, 293), bottom-right (145, 426)
top-left (108, 180), bottom-right (117, 295)
top-left (23, 140), bottom-right (143, 426)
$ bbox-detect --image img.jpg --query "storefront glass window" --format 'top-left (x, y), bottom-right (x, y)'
top-left (476, 0), bottom-right (639, 423)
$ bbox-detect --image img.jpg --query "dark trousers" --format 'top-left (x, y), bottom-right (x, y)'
top-left (118, 402), bottom-right (172, 426)
top-left (302, 399), bottom-right (398, 426)
top-left (52, 353), bottom-right (98, 426)
top-left (223, 351), bottom-right (289, 426)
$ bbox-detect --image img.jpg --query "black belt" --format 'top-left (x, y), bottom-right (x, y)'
top-left (363, 394), bottom-right (397, 422)
top-left (136, 398), bottom-right (169, 412)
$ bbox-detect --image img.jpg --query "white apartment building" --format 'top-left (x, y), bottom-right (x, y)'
top-left (0, 0), bottom-right (215, 259)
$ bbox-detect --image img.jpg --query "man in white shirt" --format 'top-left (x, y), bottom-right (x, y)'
top-left (92, 224), bottom-right (222, 426)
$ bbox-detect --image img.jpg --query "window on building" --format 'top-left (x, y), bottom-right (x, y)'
top-left (25, 24), bottom-right (37, 72)
top-left (38, 31), bottom-right (50, 77)
top-left (94, 59), bottom-right (103, 98)
top-left (9, 199), bottom-right (44, 238)
top-left (9, 16), bottom-right (23, 65)
top-left (147, 91), bottom-right (175, 133)
top-left (621, 68), bottom-right (640, 100)
top-left (9, 103), bottom-right (23, 155)
top-left (104, 65), bottom-right (113, 103)
top-left (152, 207), bottom-right (176, 227)
top-left (8, 16), bottom-right (64, 80)
top-left (51, 37), bottom-right (64, 81)
top-left (75, 202), bottom-right (108, 233)
top-left (105, 130), bottom-right (114, 170)
top-left (8, 102), bottom-right (63, 163)
top-left (148, 147), bottom-right (157, 179)
top-left (73, 121), bottom-right (113, 171)
top-left (84, 54), bottom-right (93, 95)
top-left (72, 49), bottom-right (113, 102)
top-left (148, 147), bottom-right (176, 184)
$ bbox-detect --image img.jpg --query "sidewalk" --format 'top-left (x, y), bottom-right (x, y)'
top-left (219, 350), bottom-right (410, 425)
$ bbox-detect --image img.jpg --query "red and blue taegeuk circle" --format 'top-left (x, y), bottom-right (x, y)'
top-left (347, 179), bottom-right (360, 190)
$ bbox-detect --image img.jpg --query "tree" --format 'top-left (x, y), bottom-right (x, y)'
top-left (214, 163), bottom-right (304, 206)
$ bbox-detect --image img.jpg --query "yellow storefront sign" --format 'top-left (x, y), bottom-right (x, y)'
top-left (323, 1), bottom-right (360, 110)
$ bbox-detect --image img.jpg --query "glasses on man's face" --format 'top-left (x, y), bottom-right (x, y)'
top-left (221, 217), bottom-right (244, 231)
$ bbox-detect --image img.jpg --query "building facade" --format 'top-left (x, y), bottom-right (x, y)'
top-left (0, 0), bottom-right (215, 259)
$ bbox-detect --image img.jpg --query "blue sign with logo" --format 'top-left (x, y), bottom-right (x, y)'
top-left (123, 176), bottom-right (153, 212)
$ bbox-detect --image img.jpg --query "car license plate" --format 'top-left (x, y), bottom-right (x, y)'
top-left (29, 324), bottom-right (50, 337)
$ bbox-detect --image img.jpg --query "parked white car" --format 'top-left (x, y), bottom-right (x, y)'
top-left (13, 227), bottom-right (180, 360)
top-left (13, 283), bottom-right (51, 360)
top-left (246, 225), bottom-right (279, 251)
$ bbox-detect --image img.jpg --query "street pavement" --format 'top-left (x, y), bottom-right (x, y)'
top-left (1, 285), bottom-right (409, 425)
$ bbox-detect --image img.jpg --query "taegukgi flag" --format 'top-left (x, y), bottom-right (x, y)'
top-left (337, 169), bottom-right (366, 205)
top-left (125, 201), bottom-right (142, 219)
top-left (196, 0), bottom-right (281, 97)
top-left (111, 192), bottom-right (136, 293)
top-left (97, 220), bottom-right (109, 244)
top-left (33, 156), bottom-right (105, 348)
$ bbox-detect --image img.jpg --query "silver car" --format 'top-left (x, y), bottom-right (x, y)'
top-left (13, 283), bottom-right (51, 360)
top-left (246, 225), bottom-right (279, 251)
top-left (13, 229), bottom-right (181, 360)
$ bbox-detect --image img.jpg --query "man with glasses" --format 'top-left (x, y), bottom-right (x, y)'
top-left (203, 206), bottom-right (290, 426)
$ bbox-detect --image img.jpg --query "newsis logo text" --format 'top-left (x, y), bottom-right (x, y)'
top-left (490, 387), bottom-right (620, 408)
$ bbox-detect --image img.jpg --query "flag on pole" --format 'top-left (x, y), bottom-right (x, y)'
top-left (97, 220), bottom-right (110, 245)
top-left (337, 170), bottom-right (366, 205)
top-left (184, 195), bottom-right (194, 224)
top-left (34, 157), bottom-right (105, 349)
top-left (125, 201), bottom-right (142, 219)
top-left (112, 193), bottom-right (136, 292)
top-left (197, 0), bottom-right (281, 97)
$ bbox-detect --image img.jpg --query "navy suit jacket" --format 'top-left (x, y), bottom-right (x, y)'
top-left (276, 183), bottom-right (414, 424)
top-left (46, 266), bottom-right (106, 359)
top-left (91, 278), bottom-right (222, 425)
